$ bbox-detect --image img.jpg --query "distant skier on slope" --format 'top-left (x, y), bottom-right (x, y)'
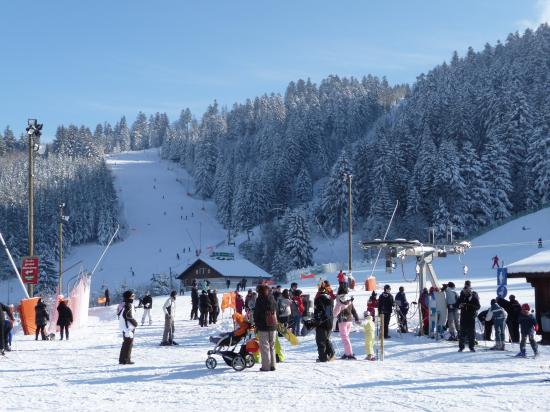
top-left (492, 255), bottom-right (500, 269)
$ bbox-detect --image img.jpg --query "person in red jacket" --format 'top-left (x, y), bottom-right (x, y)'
top-left (366, 291), bottom-right (378, 321)
top-left (235, 292), bottom-right (244, 314)
top-left (419, 287), bottom-right (430, 335)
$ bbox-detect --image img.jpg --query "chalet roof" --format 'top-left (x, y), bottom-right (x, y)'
top-left (506, 250), bottom-right (550, 275)
top-left (180, 258), bottom-right (270, 279)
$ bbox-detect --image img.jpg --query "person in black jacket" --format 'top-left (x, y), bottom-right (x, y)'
top-left (104, 288), bottom-right (110, 306)
top-left (457, 286), bottom-right (480, 352)
top-left (140, 292), bottom-right (153, 326)
top-left (254, 284), bottom-right (278, 371)
top-left (497, 295), bottom-right (521, 343)
top-left (190, 287), bottom-right (199, 320)
top-left (199, 290), bottom-right (212, 327)
top-left (56, 300), bottom-right (73, 340)
top-left (477, 309), bottom-right (493, 341)
top-left (35, 298), bottom-right (49, 340)
top-left (119, 290), bottom-right (138, 364)
top-left (1, 302), bottom-right (15, 355)
top-left (378, 285), bottom-right (394, 339)
top-left (312, 285), bottom-right (335, 363)
top-left (208, 289), bottom-right (220, 324)
top-left (394, 286), bottom-right (409, 333)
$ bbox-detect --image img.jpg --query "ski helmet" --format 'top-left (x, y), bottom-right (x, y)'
top-left (384, 284), bottom-right (391, 291)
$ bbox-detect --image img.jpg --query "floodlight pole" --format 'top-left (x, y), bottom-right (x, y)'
top-left (58, 203), bottom-right (64, 294)
top-left (345, 173), bottom-right (353, 274)
top-left (27, 122), bottom-right (36, 297)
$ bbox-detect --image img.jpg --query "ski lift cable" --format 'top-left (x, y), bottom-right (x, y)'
top-left (469, 239), bottom-right (548, 249)
top-left (368, 200), bottom-right (399, 278)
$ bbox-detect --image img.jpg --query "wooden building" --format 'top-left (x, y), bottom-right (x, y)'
top-left (177, 258), bottom-right (271, 289)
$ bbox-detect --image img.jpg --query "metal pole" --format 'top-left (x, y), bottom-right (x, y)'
top-left (28, 130), bottom-right (34, 297)
top-left (347, 174), bottom-right (352, 274)
top-left (58, 204), bottom-right (63, 294)
top-left (380, 313), bottom-right (385, 361)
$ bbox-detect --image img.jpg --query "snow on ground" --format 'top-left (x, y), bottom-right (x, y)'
top-left (3, 284), bottom-right (550, 411)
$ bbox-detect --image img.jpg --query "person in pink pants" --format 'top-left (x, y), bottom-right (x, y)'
top-left (333, 286), bottom-right (360, 360)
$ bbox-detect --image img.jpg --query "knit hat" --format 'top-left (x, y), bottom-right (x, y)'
top-left (122, 290), bottom-right (134, 300)
top-left (384, 284), bottom-right (391, 291)
top-left (521, 303), bottom-right (530, 311)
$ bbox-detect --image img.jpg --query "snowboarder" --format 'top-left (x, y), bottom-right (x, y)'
top-left (34, 299), bottom-right (49, 341)
top-left (378, 285), bottom-right (394, 339)
top-left (492, 255), bottom-right (500, 269)
top-left (497, 295), bottom-right (521, 343)
top-left (516, 303), bottom-right (538, 358)
top-left (190, 287), bottom-right (199, 320)
top-left (313, 285), bottom-right (335, 363)
top-left (363, 314), bottom-right (376, 361)
top-left (486, 299), bottom-right (507, 350)
top-left (198, 290), bottom-right (212, 327)
top-left (177, 253), bottom-right (180, 260)
top-left (457, 285), bottom-right (480, 352)
top-left (161, 291), bottom-right (178, 345)
top-left (277, 289), bottom-right (292, 328)
top-left (118, 290), bottom-right (138, 365)
top-left (141, 291), bottom-right (152, 326)
top-left (56, 300), bottom-right (73, 340)
top-left (104, 288), bottom-right (111, 306)
top-left (444, 282), bottom-right (460, 340)
top-left (394, 286), bottom-right (409, 333)
top-left (333, 286), bottom-right (359, 360)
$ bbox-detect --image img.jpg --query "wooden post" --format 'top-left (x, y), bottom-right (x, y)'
top-left (380, 313), bottom-right (385, 361)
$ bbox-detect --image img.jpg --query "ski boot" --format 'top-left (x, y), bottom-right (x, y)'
top-left (515, 350), bottom-right (527, 358)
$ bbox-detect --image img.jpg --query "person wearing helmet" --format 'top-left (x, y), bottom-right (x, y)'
top-left (161, 290), bottom-right (178, 345)
top-left (119, 290), bottom-right (138, 364)
top-left (378, 285), bottom-right (394, 339)
top-left (516, 303), bottom-right (538, 357)
top-left (141, 291), bottom-right (153, 326)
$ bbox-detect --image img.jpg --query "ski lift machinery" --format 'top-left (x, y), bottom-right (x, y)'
top-left (359, 238), bottom-right (471, 336)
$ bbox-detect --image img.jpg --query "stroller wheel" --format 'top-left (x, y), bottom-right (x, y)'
top-left (206, 357), bottom-right (217, 370)
top-left (231, 355), bottom-right (246, 371)
top-left (245, 354), bottom-right (255, 368)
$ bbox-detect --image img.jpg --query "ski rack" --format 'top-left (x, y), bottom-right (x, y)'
top-left (359, 238), bottom-right (471, 336)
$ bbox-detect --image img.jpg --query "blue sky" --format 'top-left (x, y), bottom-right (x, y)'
top-left (1, 0), bottom-right (548, 141)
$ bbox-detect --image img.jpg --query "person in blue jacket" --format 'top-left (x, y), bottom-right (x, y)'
top-left (486, 299), bottom-right (507, 350)
top-left (516, 303), bottom-right (538, 358)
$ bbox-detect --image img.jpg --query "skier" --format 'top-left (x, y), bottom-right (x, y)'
top-left (190, 287), bottom-right (199, 320)
top-left (492, 255), bottom-right (500, 269)
top-left (313, 285), bottom-right (335, 362)
top-left (161, 291), bottom-right (178, 345)
top-left (333, 286), bottom-right (359, 360)
top-left (363, 314), bottom-right (376, 361)
top-left (199, 290), bottom-right (212, 327)
top-left (118, 290), bottom-right (138, 365)
top-left (457, 285), bottom-right (480, 352)
top-left (486, 299), bottom-right (507, 350)
top-left (538, 238), bottom-right (543, 248)
top-left (104, 288), bottom-right (111, 306)
top-left (419, 287), bottom-right (430, 335)
top-left (277, 289), bottom-right (292, 328)
top-left (378, 285), bottom-right (394, 339)
top-left (34, 298), bottom-right (49, 341)
top-left (444, 282), bottom-right (460, 341)
top-left (516, 303), bottom-right (538, 358)
top-left (0, 302), bottom-right (14, 355)
top-left (56, 300), bottom-right (73, 341)
top-left (177, 253), bottom-right (180, 260)
top-left (141, 291), bottom-right (152, 326)
top-left (497, 294), bottom-right (521, 343)
top-left (394, 286), bottom-right (409, 333)
top-left (208, 289), bottom-right (219, 324)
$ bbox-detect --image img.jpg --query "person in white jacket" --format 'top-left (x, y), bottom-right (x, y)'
top-left (119, 290), bottom-right (138, 365)
top-left (486, 299), bottom-right (508, 350)
top-left (444, 282), bottom-right (460, 341)
top-left (161, 291), bottom-right (178, 346)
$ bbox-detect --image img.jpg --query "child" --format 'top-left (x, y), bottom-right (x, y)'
top-left (363, 315), bottom-right (376, 361)
top-left (516, 303), bottom-right (538, 358)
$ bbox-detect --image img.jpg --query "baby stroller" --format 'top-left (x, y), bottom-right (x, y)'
top-left (206, 313), bottom-right (258, 371)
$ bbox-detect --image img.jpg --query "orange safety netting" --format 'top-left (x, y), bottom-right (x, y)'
top-left (221, 292), bottom-right (236, 312)
top-left (19, 297), bottom-right (40, 336)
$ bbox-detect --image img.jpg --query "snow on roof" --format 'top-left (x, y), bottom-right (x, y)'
top-left (195, 258), bottom-right (270, 278)
top-left (506, 250), bottom-right (550, 275)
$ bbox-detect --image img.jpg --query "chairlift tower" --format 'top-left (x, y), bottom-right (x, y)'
top-left (360, 238), bottom-right (471, 336)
